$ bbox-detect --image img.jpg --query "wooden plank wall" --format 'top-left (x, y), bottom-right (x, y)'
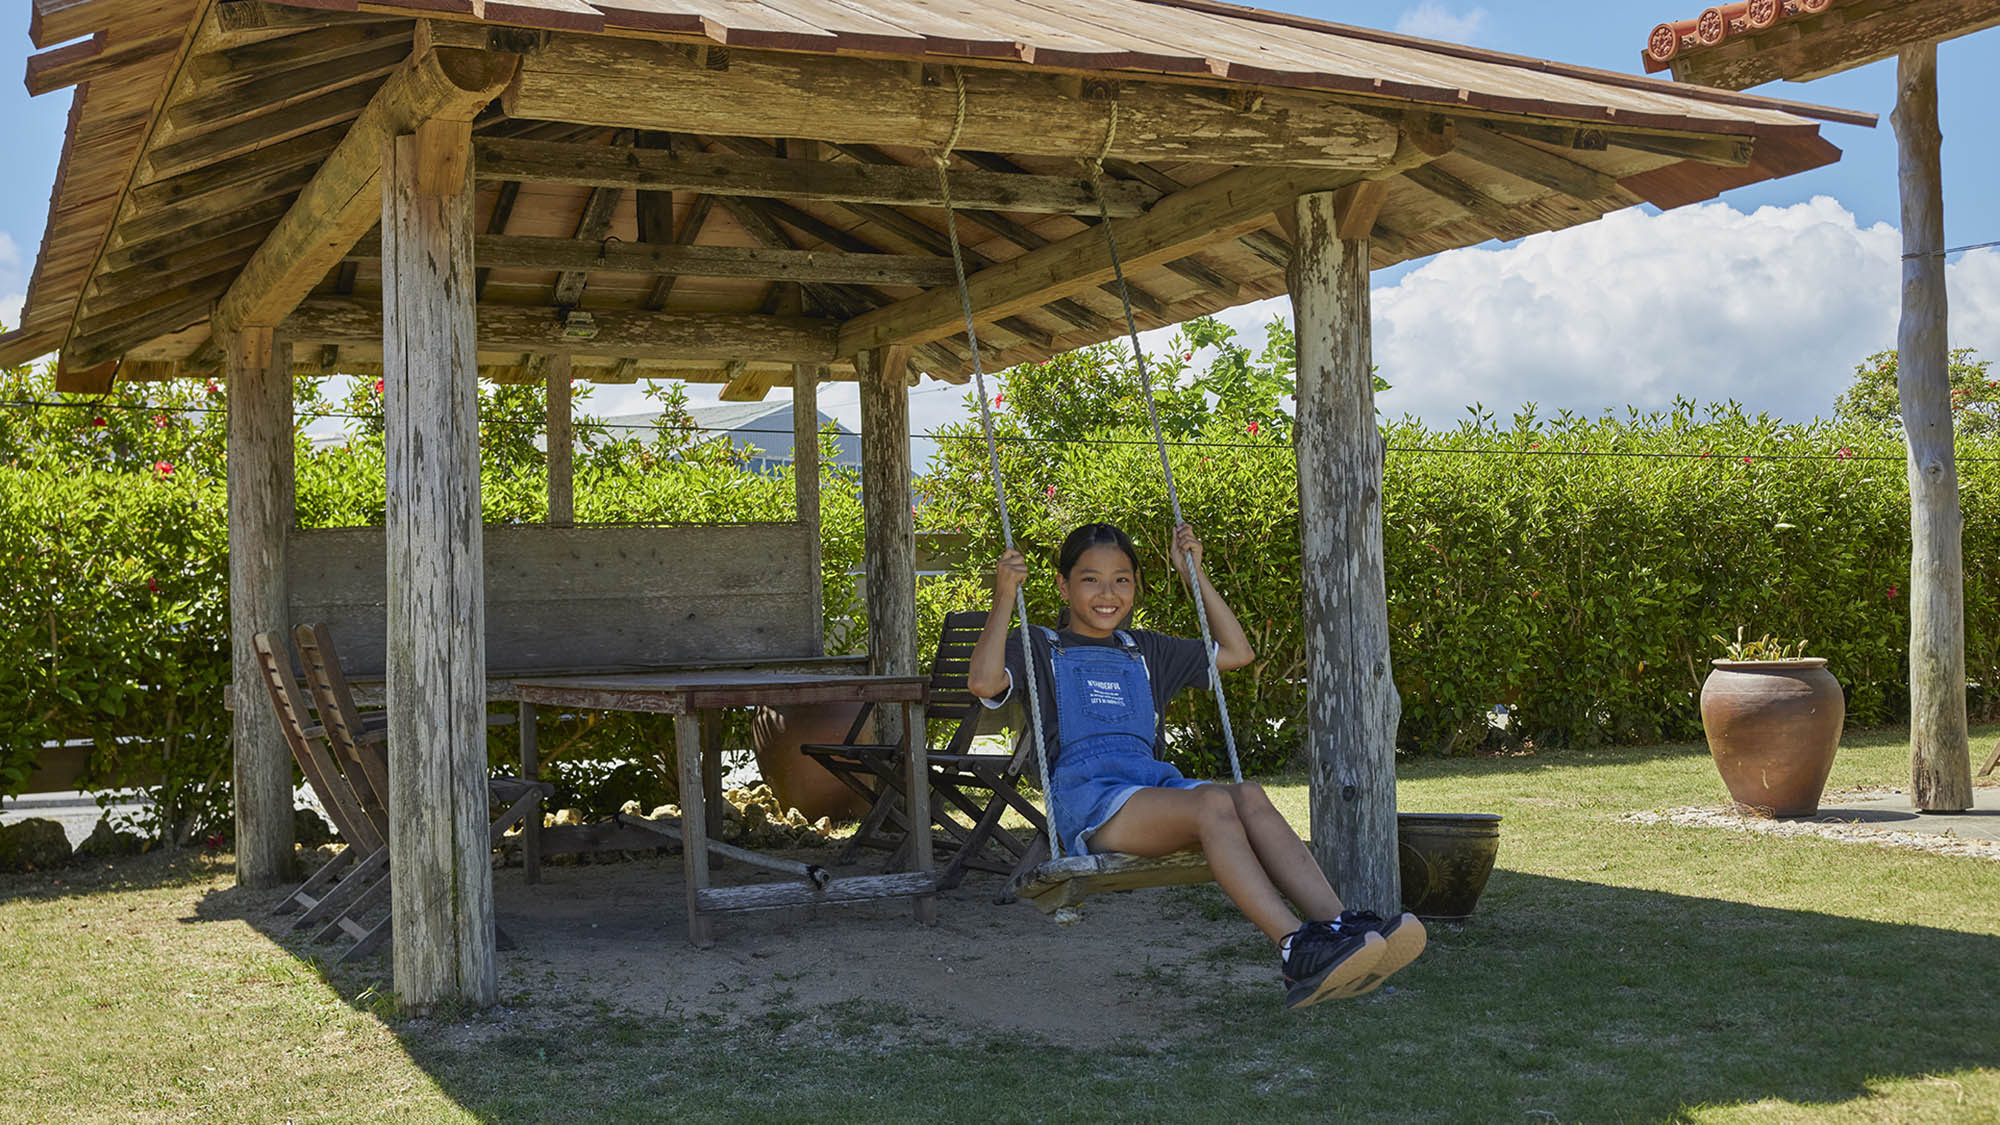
top-left (289, 524), bottom-right (819, 677)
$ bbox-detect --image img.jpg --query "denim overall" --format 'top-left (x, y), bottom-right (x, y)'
top-left (1040, 627), bottom-right (1204, 856)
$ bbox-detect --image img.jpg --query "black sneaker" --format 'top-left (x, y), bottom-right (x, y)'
top-left (1281, 923), bottom-right (1385, 1009)
top-left (1321, 909), bottom-right (1427, 998)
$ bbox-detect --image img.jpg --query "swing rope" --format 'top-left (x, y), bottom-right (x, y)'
top-left (1085, 103), bottom-right (1245, 787)
top-left (931, 68), bottom-right (1065, 860)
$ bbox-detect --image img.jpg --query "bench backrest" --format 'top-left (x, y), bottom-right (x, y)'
top-left (287, 523), bottom-right (820, 679)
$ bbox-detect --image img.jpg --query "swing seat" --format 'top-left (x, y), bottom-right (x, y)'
top-left (1012, 848), bottom-right (1211, 914)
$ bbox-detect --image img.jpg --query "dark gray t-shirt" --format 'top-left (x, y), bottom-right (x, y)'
top-left (983, 627), bottom-right (1211, 762)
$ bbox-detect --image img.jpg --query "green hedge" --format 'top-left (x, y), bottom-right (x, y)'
top-left (0, 366), bottom-right (863, 838)
top-left (917, 396), bottom-right (1999, 773)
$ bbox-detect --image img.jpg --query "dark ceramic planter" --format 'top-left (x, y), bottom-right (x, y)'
top-left (1699, 659), bottom-right (1844, 817)
top-left (1397, 812), bottom-right (1501, 922)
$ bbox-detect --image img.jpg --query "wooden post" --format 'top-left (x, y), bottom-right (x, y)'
top-left (675, 714), bottom-right (714, 947)
top-left (793, 362), bottom-right (825, 655)
top-left (1892, 45), bottom-right (1973, 811)
top-left (857, 345), bottom-right (918, 684)
top-left (1289, 187), bottom-right (1401, 915)
top-left (546, 353), bottom-right (573, 527)
top-left (519, 702), bottom-right (540, 884)
top-left (227, 326), bottom-right (295, 888)
top-left (382, 116), bottom-right (496, 1011)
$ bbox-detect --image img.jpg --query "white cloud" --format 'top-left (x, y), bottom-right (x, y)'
top-left (1365, 197), bottom-right (2000, 426)
top-left (1393, 3), bottom-right (1488, 44)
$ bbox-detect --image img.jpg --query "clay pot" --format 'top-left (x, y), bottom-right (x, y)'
top-left (1699, 658), bottom-right (1844, 817)
top-left (1397, 812), bottom-right (1501, 922)
top-left (748, 703), bottom-right (872, 822)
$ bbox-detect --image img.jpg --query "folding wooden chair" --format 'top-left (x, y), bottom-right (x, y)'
top-left (252, 630), bottom-right (394, 960)
top-left (292, 622), bottom-right (553, 960)
top-left (803, 610), bottom-right (1050, 894)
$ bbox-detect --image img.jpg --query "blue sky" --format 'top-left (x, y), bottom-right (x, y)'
top-left (2, 2), bottom-right (1996, 434)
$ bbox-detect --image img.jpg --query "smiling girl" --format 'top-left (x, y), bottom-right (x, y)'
top-left (968, 521), bottom-right (1425, 1009)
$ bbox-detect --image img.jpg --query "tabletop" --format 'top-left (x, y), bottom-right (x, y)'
top-left (508, 668), bottom-right (929, 714)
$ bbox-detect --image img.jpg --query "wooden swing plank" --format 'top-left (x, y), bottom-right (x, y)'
top-left (1017, 848), bottom-right (1211, 914)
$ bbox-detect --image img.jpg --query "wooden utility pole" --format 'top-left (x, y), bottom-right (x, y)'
top-left (1892, 44), bottom-right (1972, 812)
top-left (226, 326), bottom-right (294, 886)
top-left (382, 116), bottom-right (496, 1010)
top-left (1289, 186), bottom-right (1401, 914)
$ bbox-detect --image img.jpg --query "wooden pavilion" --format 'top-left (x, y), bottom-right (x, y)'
top-left (1642, 0), bottom-right (1995, 811)
top-left (9, 0), bottom-right (1868, 1009)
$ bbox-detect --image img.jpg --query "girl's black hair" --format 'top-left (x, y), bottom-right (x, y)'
top-left (1053, 523), bottom-right (1141, 629)
top-left (1056, 522), bottom-right (1141, 577)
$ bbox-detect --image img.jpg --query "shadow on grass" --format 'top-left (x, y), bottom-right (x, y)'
top-left (0, 844), bottom-right (234, 906)
top-left (167, 857), bottom-right (2000, 1123)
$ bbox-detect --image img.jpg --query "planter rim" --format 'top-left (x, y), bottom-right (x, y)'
top-left (1709, 657), bottom-right (1828, 670)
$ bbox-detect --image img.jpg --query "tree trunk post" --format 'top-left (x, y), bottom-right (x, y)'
top-left (857, 346), bottom-right (917, 680)
top-left (1892, 45), bottom-right (1972, 812)
top-left (1289, 186), bottom-right (1401, 915)
top-left (227, 326), bottom-right (295, 887)
top-left (382, 116), bottom-right (496, 1011)
top-left (545, 353), bottom-right (573, 527)
top-left (794, 362), bottom-right (826, 655)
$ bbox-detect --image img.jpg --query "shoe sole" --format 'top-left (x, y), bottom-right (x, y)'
top-left (1329, 914), bottom-right (1427, 999)
top-left (1286, 932), bottom-right (1386, 1010)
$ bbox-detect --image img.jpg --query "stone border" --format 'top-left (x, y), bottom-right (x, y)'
top-left (1620, 805), bottom-right (2000, 862)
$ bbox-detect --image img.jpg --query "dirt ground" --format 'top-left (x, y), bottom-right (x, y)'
top-left (476, 849), bottom-right (1276, 1045)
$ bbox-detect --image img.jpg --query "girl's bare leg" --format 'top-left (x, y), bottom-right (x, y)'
top-left (1223, 783), bottom-right (1346, 921)
top-left (1088, 787), bottom-right (1298, 942)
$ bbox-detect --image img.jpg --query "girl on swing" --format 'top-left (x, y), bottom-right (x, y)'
top-left (968, 521), bottom-right (1426, 1010)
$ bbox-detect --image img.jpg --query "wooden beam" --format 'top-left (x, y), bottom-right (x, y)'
top-left (1290, 188), bottom-right (1398, 917)
top-left (356, 233), bottom-right (961, 288)
top-left (1400, 164), bottom-right (1543, 242)
top-left (1892, 44), bottom-right (1972, 812)
top-left (191, 21), bottom-right (416, 86)
top-left (214, 1), bottom-right (388, 40)
top-left (473, 137), bottom-right (1157, 217)
top-left (112, 163), bottom-right (317, 250)
top-left (281, 299), bottom-right (838, 363)
top-left (226, 326), bottom-right (295, 889)
top-left (497, 32), bottom-right (1400, 170)
top-left (90, 223), bottom-right (276, 304)
top-left (169, 40), bottom-right (410, 133)
top-left (382, 115), bottom-right (496, 1012)
top-left (25, 31), bottom-right (183, 96)
top-left (1331, 181), bottom-right (1390, 240)
top-left (212, 35), bottom-right (519, 335)
top-left (838, 166), bottom-right (1362, 354)
top-left (100, 196), bottom-right (294, 271)
top-left (1453, 123), bottom-right (1628, 201)
top-left (1671, 0), bottom-right (2000, 90)
top-left (128, 124), bottom-right (346, 213)
top-left (145, 76), bottom-right (382, 181)
top-left (792, 363), bottom-right (825, 655)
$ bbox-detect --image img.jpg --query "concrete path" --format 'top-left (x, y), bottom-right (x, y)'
top-left (1814, 786), bottom-right (2000, 843)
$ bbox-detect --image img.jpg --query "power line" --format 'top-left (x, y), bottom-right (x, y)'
top-left (5, 395), bottom-right (1997, 462)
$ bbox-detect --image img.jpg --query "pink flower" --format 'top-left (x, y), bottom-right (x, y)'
top-left (153, 460), bottom-right (174, 477)
top-left (1045, 484), bottom-right (1057, 499)
top-left (1837, 447), bottom-right (1855, 460)
top-left (1888, 584), bottom-right (1900, 598)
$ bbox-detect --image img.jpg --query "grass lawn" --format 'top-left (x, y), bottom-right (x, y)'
top-left (2, 726), bottom-right (1996, 1123)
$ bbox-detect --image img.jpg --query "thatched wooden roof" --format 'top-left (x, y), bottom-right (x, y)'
top-left (9, 0), bottom-right (1873, 396)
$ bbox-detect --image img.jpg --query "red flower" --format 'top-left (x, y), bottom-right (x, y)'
top-left (372, 379), bottom-right (385, 394)
top-left (1246, 420), bottom-right (1260, 436)
top-left (91, 416), bottom-right (106, 427)
top-left (204, 382), bottom-right (219, 395)
top-left (1181, 351), bottom-right (1193, 361)
top-left (1045, 484), bottom-right (1057, 499)
top-left (1837, 447), bottom-right (1855, 460)
top-left (202, 834), bottom-right (225, 853)
top-left (146, 578), bottom-right (159, 594)
top-left (1740, 456), bottom-right (1753, 465)
top-left (1888, 584), bottom-right (1900, 598)
top-left (1699, 451), bottom-right (1712, 459)
top-left (151, 414), bottom-right (170, 429)
top-left (994, 392), bottom-right (1004, 407)
top-left (153, 460), bottom-right (174, 477)
top-left (1528, 442), bottom-right (1541, 450)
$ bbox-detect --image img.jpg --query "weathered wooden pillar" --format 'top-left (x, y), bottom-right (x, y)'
top-left (546, 353), bottom-right (573, 527)
top-left (227, 326), bottom-right (295, 886)
top-left (857, 346), bottom-right (917, 680)
top-left (382, 116), bottom-right (495, 1010)
top-left (1892, 45), bottom-right (1972, 812)
top-left (1289, 186), bottom-right (1400, 915)
top-left (793, 362), bottom-right (826, 654)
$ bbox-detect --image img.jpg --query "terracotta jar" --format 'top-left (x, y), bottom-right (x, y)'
top-left (1698, 659), bottom-right (1844, 817)
top-left (748, 703), bottom-right (872, 822)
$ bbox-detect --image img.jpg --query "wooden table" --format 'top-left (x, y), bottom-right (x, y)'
top-left (509, 669), bottom-right (933, 946)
